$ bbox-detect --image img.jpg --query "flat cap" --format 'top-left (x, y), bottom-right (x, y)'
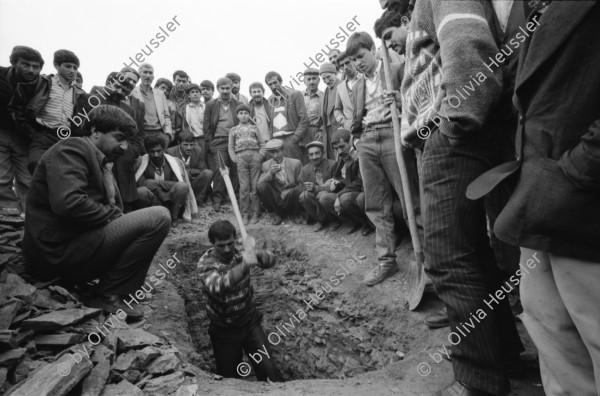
top-left (303, 68), bottom-right (319, 76)
top-left (319, 62), bottom-right (337, 75)
top-left (265, 139), bottom-right (284, 150)
top-left (306, 140), bottom-right (325, 151)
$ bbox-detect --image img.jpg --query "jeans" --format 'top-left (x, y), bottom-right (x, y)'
top-left (0, 126), bottom-right (30, 211)
top-left (208, 313), bottom-right (283, 382)
top-left (236, 151), bottom-right (262, 217)
top-left (357, 127), bottom-right (420, 264)
top-left (421, 129), bottom-right (522, 395)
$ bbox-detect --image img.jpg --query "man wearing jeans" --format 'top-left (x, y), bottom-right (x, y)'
top-left (23, 105), bottom-right (171, 322)
top-left (346, 31), bottom-right (420, 286)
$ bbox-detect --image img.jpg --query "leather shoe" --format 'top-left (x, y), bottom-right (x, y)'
top-left (313, 222), bottom-right (325, 232)
top-left (86, 294), bottom-right (144, 322)
top-left (271, 214), bottom-right (282, 225)
top-left (424, 306), bottom-right (449, 329)
top-left (329, 220), bottom-right (342, 231)
top-left (250, 214), bottom-right (260, 224)
top-left (361, 224), bottom-right (375, 236)
top-left (432, 381), bottom-right (500, 396)
top-left (347, 223), bottom-right (362, 234)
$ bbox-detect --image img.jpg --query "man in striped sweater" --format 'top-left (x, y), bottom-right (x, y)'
top-left (401, 1), bottom-right (523, 395)
top-left (197, 220), bottom-right (283, 382)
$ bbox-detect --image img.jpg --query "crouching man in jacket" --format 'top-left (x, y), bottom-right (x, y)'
top-left (23, 105), bottom-right (171, 322)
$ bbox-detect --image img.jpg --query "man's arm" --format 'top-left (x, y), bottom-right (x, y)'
top-left (197, 252), bottom-right (250, 296)
top-left (333, 88), bottom-right (347, 127)
top-left (560, 119), bottom-right (600, 190)
top-left (228, 127), bottom-right (238, 163)
top-left (292, 91), bottom-right (308, 143)
top-left (203, 101), bottom-right (212, 142)
top-left (432, 0), bottom-right (502, 138)
top-left (258, 160), bottom-right (273, 184)
top-left (158, 91), bottom-right (173, 136)
top-left (47, 143), bottom-right (121, 227)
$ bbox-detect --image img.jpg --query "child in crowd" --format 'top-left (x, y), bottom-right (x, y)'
top-left (183, 83), bottom-right (206, 154)
top-left (197, 220), bottom-right (283, 382)
top-left (228, 104), bottom-right (265, 225)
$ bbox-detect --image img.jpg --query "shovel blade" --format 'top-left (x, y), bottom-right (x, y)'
top-left (407, 254), bottom-right (427, 311)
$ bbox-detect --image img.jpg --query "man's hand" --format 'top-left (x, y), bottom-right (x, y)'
top-left (334, 197), bottom-right (341, 214)
top-left (242, 235), bottom-right (258, 266)
top-left (401, 125), bottom-right (419, 147)
top-left (270, 163), bottom-right (282, 176)
top-left (303, 182), bottom-right (315, 192)
top-left (330, 180), bottom-right (341, 192)
top-left (382, 89), bottom-right (401, 107)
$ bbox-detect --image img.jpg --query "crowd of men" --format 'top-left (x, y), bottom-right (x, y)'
top-left (1, 0), bottom-right (598, 395)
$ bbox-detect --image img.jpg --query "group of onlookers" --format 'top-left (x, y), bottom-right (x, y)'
top-left (1, 0), bottom-right (599, 394)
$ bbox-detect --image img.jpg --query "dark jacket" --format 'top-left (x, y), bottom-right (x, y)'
top-left (471, 2), bottom-right (600, 261)
top-left (168, 87), bottom-right (189, 133)
top-left (267, 88), bottom-right (309, 144)
top-left (300, 159), bottom-right (338, 192)
top-left (321, 79), bottom-right (342, 159)
top-left (203, 97), bottom-right (241, 142)
top-left (0, 66), bottom-right (39, 132)
top-left (11, 74), bottom-right (85, 138)
top-left (351, 63), bottom-right (403, 137)
top-left (166, 145), bottom-right (209, 175)
top-left (248, 98), bottom-right (274, 137)
top-left (23, 138), bottom-right (122, 274)
top-left (332, 150), bottom-right (362, 196)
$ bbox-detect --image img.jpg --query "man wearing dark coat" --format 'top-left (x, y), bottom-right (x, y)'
top-left (470, 2), bottom-right (600, 395)
top-left (23, 105), bottom-right (171, 321)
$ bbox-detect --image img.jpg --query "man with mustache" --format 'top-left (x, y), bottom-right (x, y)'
top-left (248, 82), bottom-right (273, 144)
top-left (302, 68), bottom-right (323, 164)
top-left (21, 49), bottom-right (85, 173)
top-left (131, 63), bottom-right (173, 147)
top-left (334, 51), bottom-right (362, 131)
top-left (0, 45), bottom-right (44, 214)
top-left (319, 63), bottom-right (342, 159)
top-left (134, 134), bottom-right (198, 227)
top-left (23, 105), bottom-right (171, 322)
top-left (226, 72), bottom-right (249, 105)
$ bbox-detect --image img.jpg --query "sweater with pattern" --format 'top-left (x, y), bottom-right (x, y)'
top-left (401, 0), bottom-right (503, 141)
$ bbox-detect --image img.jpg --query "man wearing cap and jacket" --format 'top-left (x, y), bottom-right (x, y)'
top-left (257, 139), bottom-right (303, 225)
top-left (299, 140), bottom-right (339, 232)
top-left (319, 62), bottom-right (342, 160)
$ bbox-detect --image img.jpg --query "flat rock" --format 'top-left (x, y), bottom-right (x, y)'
top-left (48, 285), bottom-right (79, 303)
top-left (91, 344), bottom-right (114, 365)
top-left (0, 299), bottom-right (24, 329)
top-left (114, 328), bottom-right (161, 351)
top-left (4, 352), bottom-right (92, 396)
top-left (175, 384), bottom-right (198, 396)
top-left (0, 274), bottom-right (36, 302)
top-left (0, 347), bottom-right (26, 368)
top-left (31, 289), bottom-right (67, 311)
top-left (22, 308), bottom-right (101, 331)
top-left (0, 330), bottom-right (16, 351)
top-left (81, 357), bottom-right (110, 396)
top-left (141, 371), bottom-right (185, 396)
top-left (0, 367), bottom-right (7, 388)
top-left (146, 352), bottom-right (181, 375)
top-left (113, 346), bottom-right (160, 372)
top-left (35, 333), bottom-right (83, 347)
top-left (100, 380), bottom-right (143, 396)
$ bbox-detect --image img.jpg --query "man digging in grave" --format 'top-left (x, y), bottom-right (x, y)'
top-left (197, 220), bottom-right (283, 382)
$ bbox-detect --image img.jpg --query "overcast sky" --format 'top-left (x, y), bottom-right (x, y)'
top-left (0, 0), bottom-right (383, 94)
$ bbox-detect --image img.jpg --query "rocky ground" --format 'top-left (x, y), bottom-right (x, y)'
top-left (0, 205), bottom-right (546, 395)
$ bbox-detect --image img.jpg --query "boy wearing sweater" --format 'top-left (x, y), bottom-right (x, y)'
top-left (197, 220), bottom-right (283, 381)
top-left (228, 104), bottom-right (266, 225)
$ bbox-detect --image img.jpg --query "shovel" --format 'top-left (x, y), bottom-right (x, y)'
top-left (380, 40), bottom-right (427, 310)
top-left (217, 153), bottom-right (248, 241)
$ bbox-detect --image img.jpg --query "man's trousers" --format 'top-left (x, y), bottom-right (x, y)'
top-left (208, 137), bottom-right (238, 204)
top-left (208, 313), bottom-right (283, 382)
top-left (299, 190), bottom-right (333, 223)
top-left (357, 127), bottom-right (420, 264)
top-left (420, 130), bottom-right (523, 395)
top-left (137, 180), bottom-right (188, 220)
top-left (57, 207), bottom-right (171, 295)
top-left (521, 248), bottom-right (600, 396)
top-left (190, 169), bottom-right (213, 204)
top-left (0, 127), bottom-right (30, 212)
top-left (256, 182), bottom-right (301, 218)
